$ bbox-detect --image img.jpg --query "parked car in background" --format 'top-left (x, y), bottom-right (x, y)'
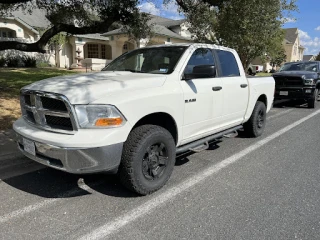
top-left (273, 61), bottom-right (320, 108)
top-left (248, 64), bottom-right (264, 75)
top-left (13, 43), bottom-right (275, 195)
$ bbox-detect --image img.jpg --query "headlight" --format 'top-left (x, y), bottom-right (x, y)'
top-left (304, 79), bottom-right (315, 85)
top-left (74, 105), bottom-right (126, 128)
top-left (302, 75), bottom-right (315, 85)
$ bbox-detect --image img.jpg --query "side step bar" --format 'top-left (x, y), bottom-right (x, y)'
top-left (176, 125), bottom-right (243, 155)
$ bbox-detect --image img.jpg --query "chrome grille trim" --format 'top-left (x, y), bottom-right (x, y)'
top-left (20, 90), bottom-right (78, 135)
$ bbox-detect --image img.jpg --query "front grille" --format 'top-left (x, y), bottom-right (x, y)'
top-left (274, 76), bottom-right (303, 87)
top-left (41, 97), bottom-right (68, 112)
top-left (20, 91), bottom-right (76, 134)
top-left (45, 115), bottom-right (73, 131)
top-left (26, 110), bottom-right (35, 123)
top-left (24, 95), bottom-right (32, 106)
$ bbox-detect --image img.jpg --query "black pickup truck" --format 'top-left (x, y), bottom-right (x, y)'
top-left (273, 61), bottom-right (320, 108)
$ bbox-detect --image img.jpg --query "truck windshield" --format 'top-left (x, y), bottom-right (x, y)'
top-left (279, 62), bottom-right (318, 72)
top-left (102, 46), bottom-right (187, 74)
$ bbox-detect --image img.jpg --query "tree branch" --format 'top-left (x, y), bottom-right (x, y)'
top-left (0, 20), bottom-right (115, 53)
top-left (0, 0), bottom-right (30, 4)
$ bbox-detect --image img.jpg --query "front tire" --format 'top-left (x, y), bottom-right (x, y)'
top-left (307, 89), bottom-right (318, 108)
top-left (243, 101), bottom-right (266, 138)
top-left (119, 125), bottom-right (176, 195)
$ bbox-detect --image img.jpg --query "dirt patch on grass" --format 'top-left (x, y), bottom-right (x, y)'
top-left (0, 92), bottom-right (21, 130)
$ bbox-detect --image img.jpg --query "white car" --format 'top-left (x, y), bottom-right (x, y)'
top-left (248, 64), bottom-right (264, 75)
top-left (13, 43), bottom-right (275, 195)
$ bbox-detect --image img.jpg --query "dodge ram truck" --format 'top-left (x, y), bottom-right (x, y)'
top-left (273, 61), bottom-right (320, 108)
top-left (13, 43), bottom-right (275, 195)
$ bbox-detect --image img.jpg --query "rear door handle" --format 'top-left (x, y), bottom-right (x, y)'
top-left (212, 86), bottom-right (222, 91)
top-left (240, 84), bottom-right (248, 88)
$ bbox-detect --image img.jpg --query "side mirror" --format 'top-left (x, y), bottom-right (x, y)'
top-left (184, 65), bottom-right (216, 80)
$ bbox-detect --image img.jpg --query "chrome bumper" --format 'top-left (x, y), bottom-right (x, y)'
top-left (15, 133), bottom-right (123, 174)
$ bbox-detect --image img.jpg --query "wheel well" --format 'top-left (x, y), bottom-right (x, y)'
top-left (133, 113), bottom-right (178, 144)
top-left (257, 94), bottom-right (267, 107)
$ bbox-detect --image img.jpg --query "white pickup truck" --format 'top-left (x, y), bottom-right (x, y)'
top-left (13, 43), bottom-right (275, 195)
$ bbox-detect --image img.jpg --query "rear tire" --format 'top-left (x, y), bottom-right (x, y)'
top-left (243, 101), bottom-right (266, 138)
top-left (119, 125), bottom-right (176, 195)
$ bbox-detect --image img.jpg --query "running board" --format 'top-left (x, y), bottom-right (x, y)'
top-left (176, 125), bottom-right (243, 154)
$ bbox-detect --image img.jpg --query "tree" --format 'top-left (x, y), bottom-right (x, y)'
top-left (316, 52), bottom-right (320, 61)
top-left (0, 0), bottom-right (148, 53)
top-left (123, 11), bottom-right (154, 48)
top-left (174, 0), bottom-right (297, 69)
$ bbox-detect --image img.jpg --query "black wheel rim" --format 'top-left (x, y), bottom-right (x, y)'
top-left (257, 109), bottom-right (265, 129)
top-left (142, 143), bottom-right (168, 180)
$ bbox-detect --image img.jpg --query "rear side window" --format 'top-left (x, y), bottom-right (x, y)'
top-left (216, 50), bottom-right (240, 77)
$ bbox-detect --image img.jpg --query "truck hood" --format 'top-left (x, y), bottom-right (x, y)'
top-left (23, 71), bottom-right (167, 104)
top-left (273, 71), bottom-right (317, 77)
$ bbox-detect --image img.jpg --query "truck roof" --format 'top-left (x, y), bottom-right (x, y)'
top-left (142, 43), bottom-right (236, 53)
top-left (284, 61), bottom-right (320, 64)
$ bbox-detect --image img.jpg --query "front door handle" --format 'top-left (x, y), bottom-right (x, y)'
top-left (240, 84), bottom-right (248, 88)
top-left (212, 86), bottom-right (222, 91)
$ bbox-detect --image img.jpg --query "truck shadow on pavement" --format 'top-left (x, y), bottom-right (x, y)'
top-left (2, 142), bottom-right (223, 199)
top-left (273, 99), bottom-right (309, 109)
top-left (2, 167), bottom-right (139, 198)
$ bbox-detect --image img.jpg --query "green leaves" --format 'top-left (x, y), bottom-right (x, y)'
top-left (178, 0), bottom-right (298, 68)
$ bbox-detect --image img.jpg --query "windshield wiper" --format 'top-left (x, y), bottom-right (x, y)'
top-left (123, 69), bottom-right (146, 73)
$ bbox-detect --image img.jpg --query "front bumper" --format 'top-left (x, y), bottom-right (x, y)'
top-left (274, 87), bottom-right (315, 100)
top-left (15, 133), bottom-right (123, 174)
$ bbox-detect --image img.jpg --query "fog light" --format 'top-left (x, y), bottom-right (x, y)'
top-left (306, 89), bottom-right (312, 93)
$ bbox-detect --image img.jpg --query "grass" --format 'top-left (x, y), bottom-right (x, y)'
top-left (256, 72), bottom-right (272, 77)
top-left (0, 68), bottom-right (77, 131)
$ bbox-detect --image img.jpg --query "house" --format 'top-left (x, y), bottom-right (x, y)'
top-left (251, 28), bottom-right (305, 72)
top-left (303, 55), bottom-right (316, 61)
top-left (284, 28), bottom-right (305, 62)
top-left (0, 9), bottom-right (192, 70)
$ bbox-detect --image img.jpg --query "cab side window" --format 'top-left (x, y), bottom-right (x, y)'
top-left (216, 50), bottom-right (240, 77)
top-left (184, 48), bottom-right (215, 75)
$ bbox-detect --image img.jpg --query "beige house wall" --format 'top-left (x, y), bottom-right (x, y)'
top-left (0, 18), bottom-right (38, 42)
top-left (284, 37), bottom-right (304, 62)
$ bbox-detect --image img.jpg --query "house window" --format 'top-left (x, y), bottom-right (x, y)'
top-left (167, 38), bottom-right (171, 42)
top-left (101, 45), bottom-right (106, 59)
top-left (123, 44), bottom-right (128, 50)
top-left (87, 44), bottom-right (99, 58)
top-left (0, 29), bottom-right (16, 39)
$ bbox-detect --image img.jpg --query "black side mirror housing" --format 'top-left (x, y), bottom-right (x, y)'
top-left (184, 65), bottom-right (216, 80)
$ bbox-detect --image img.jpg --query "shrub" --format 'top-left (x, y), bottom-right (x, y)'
top-left (0, 57), bottom-right (6, 67)
top-left (37, 61), bottom-right (51, 68)
top-left (22, 56), bottom-right (37, 68)
top-left (6, 56), bottom-right (21, 68)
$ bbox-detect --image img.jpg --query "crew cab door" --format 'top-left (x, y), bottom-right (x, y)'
top-left (215, 50), bottom-right (249, 127)
top-left (180, 48), bottom-right (224, 143)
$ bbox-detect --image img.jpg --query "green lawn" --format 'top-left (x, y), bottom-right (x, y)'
top-left (0, 68), bottom-right (77, 96)
top-left (0, 68), bottom-right (77, 130)
top-left (256, 72), bottom-right (272, 77)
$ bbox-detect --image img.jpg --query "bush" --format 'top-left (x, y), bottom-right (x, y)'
top-left (37, 61), bottom-right (51, 68)
top-left (0, 57), bottom-right (6, 67)
top-left (22, 56), bottom-right (37, 68)
top-left (6, 56), bottom-right (21, 68)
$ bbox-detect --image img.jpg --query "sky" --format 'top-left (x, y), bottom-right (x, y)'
top-left (139, 0), bottom-right (320, 56)
top-left (283, 0), bottom-right (320, 55)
